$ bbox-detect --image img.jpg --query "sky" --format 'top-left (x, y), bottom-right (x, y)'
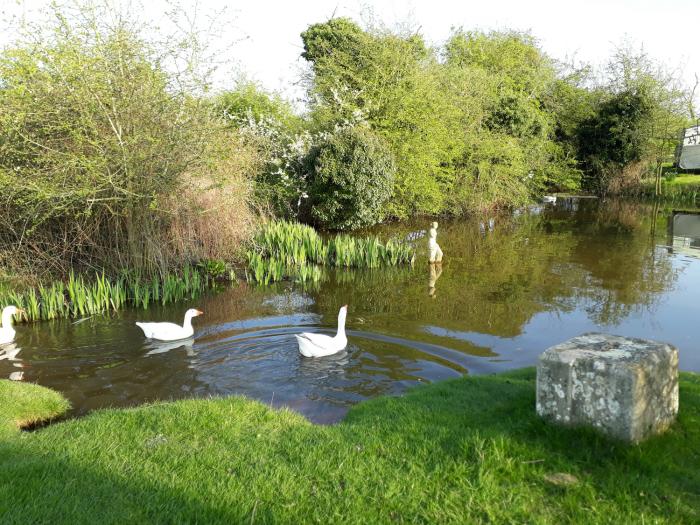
top-left (1, 0), bottom-right (699, 105)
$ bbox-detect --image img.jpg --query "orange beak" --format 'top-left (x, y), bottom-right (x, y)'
top-left (195, 309), bottom-right (204, 316)
top-left (343, 304), bottom-right (348, 309)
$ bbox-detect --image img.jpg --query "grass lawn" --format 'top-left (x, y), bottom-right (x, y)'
top-left (662, 174), bottom-right (700, 186)
top-left (0, 380), bottom-right (69, 437)
top-left (1, 369), bottom-right (699, 524)
top-left (641, 174), bottom-right (700, 202)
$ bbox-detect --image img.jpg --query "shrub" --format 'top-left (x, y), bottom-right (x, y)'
top-left (575, 47), bottom-right (689, 195)
top-left (216, 79), bottom-right (302, 133)
top-left (302, 19), bottom-right (464, 218)
top-left (0, 2), bottom-right (254, 277)
top-left (304, 127), bottom-right (396, 230)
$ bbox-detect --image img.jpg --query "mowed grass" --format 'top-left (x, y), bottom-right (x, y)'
top-left (641, 174), bottom-right (700, 202)
top-left (0, 381), bottom-right (69, 436)
top-left (1, 369), bottom-right (699, 524)
top-left (662, 174), bottom-right (700, 186)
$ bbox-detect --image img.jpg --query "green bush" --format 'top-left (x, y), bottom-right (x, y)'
top-left (301, 18), bottom-right (464, 218)
top-left (216, 79), bottom-right (302, 132)
top-left (0, 2), bottom-right (253, 277)
top-left (305, 127), bottom-right (396, 230)
top-left (575, 48), bottom-right (688, 195)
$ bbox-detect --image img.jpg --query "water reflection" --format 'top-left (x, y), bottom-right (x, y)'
top-left (428, 263), bottom-right (442, 298)
top-left (669, 211), bottom-right (700, 259)
top-left (145, 338), bottom-right (195, 356)
top-left (0, 198), bottom-right (698, 422)
top-left (0, 343), bottom-right (24, 380)
top-left (0, 342), bottom-right (22, 361)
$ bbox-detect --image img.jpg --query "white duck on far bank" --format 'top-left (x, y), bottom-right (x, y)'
top-left (136, 308), bottom-right (203, 342)
top-left (0, 306), bottom-right (24, 345)
top-left (296, 305), bottom-right (348, 358)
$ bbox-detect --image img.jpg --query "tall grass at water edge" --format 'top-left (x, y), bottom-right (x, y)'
top-left (0, 266), bottom-right (209, 323)
top-left (246, 221), bottom-right (414, 284)
top-left (639, 175), bottom-right (700, 204)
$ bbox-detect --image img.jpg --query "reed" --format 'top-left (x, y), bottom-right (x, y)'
top-left (246, 220), bottom-right (414, 283)
top-left (0, 266), bottom-right (210, 323)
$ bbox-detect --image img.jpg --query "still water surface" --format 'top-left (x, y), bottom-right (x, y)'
top-left (2, 198), bottom-right (699, 423)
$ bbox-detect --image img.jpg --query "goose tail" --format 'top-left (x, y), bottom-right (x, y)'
top-left (135, 322), bottom-right (152, 338)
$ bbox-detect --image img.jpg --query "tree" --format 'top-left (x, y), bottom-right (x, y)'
top-left (301, 18), bottom-right (464, 218)
top-left (216, 79), bottom-right (301, 131)
top-left (575, 46), bottom-right (689, 195)
top-left (0, 1), bottom-right (253, 275)
top-left (445, 30), bottom-right (580, 197)
top-left (305, 126), bottom-right (395, 230)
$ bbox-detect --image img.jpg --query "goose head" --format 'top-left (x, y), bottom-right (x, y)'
top-left (2, 306), bottom-right (25, 325)
top-left (182, 308), bottom-right (204, 330)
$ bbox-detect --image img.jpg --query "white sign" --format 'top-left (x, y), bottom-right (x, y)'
top-left (683, 125), bottom-right (700, 146)
top-left (679, 125), bottom-right (700, 169)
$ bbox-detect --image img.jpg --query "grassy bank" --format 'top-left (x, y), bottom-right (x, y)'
top-left (1, 369), bottom-right (698, 523)
top-left (0, 381), bottom-right (69, 437)
top-left (640, 175), bottom-right (700, 203)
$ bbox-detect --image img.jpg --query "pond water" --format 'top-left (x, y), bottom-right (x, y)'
top-left (2, 198), bottom-right (700, 423)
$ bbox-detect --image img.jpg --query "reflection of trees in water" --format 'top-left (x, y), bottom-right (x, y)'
top-left (553, 200), bottom-right (679, 325)
top-left (310, 199), bottom-right (680, 337)
top-left (311, 214), bottom-right (577, 339)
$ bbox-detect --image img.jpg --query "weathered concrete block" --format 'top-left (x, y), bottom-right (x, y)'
top-left (536, 333), bottom-right (678, 443)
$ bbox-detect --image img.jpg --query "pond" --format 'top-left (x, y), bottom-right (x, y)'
top-left (2, 198), bottom-right (699, 423)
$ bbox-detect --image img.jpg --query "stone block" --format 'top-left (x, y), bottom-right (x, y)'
top-left (536, 333), bottom-right (678, 443)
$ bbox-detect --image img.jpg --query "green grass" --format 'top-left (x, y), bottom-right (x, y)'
top-left (641, 174), bottom-right (700, 203)
top-left (0, 381), bottom-right (69, 436)
top-left (663, 174), bottom-right (700, 185)
top-left (1, 369), bottom-right (698, 523)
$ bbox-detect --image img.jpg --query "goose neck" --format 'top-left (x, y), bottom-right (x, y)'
top-left (1, 309), bottom-right (14, 329)
top-left (336, 311), bottom-right (347, 338)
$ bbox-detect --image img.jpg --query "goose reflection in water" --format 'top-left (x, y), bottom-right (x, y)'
top-left (0, 342), bottom-right (22, 362)
top-left (297, 347), bottom-right (351, 378)
top-left (145, 338), bottom-right (195, 357)
top-left (1, 343), bottom-right (25, 380)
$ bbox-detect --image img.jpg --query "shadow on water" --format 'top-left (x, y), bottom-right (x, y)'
top-left (1, 197), bottom-right (700, 423)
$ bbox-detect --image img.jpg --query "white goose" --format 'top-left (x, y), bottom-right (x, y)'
top-left (0, 306), bottom-right (24, 345)
top-left (136, 308), bottom-right (203, 342)
top-left (296, 305), bottom-right (348, 358)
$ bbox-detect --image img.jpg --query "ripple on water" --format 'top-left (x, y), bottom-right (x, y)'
top-left (4, 199), bottom-right (700, 422)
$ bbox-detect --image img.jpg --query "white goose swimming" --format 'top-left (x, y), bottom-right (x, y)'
top-left (296, 305), bottom-right (348, 358)
top-left (136, 308), bottom-right (203, 342)
top-left (0, 306), bottom-right (24, 345)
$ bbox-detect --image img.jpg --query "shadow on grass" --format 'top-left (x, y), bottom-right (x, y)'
top-left (0, 368), bottom-right (698, 523)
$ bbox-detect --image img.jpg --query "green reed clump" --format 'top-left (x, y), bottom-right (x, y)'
top-left (0, 266), bottom-right (210, 323)
top-left (246, 220), bottom-right (414, 283)
top-left (291, 264), bottom-right (324, 284)
top-left (253, 220), bottom-right (328, 266)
